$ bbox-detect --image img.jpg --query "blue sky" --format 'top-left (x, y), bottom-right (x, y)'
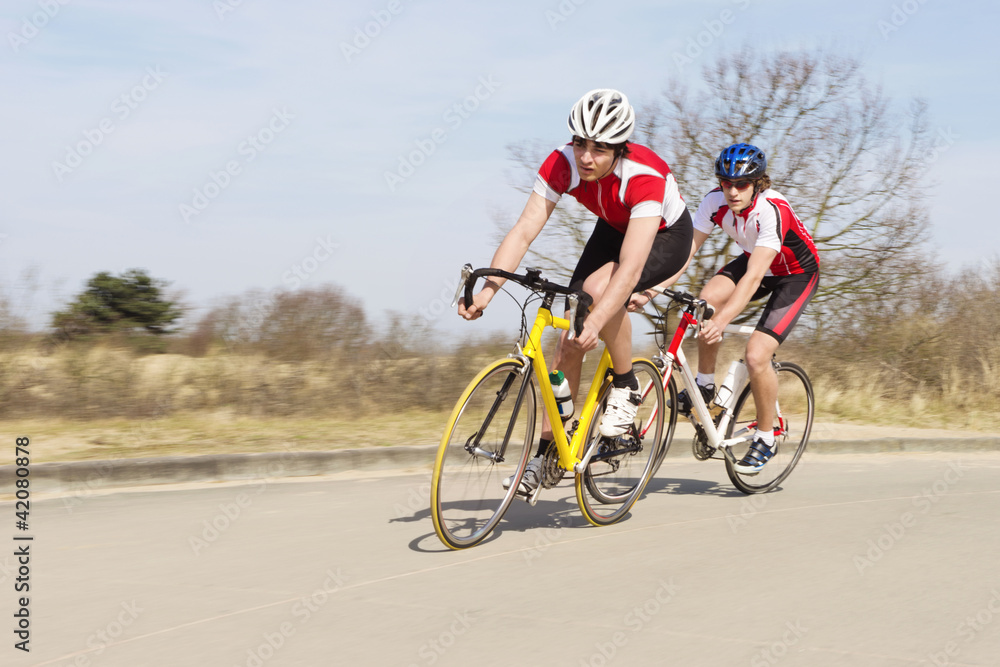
top-left (0, 0), bottom-right (995, 338)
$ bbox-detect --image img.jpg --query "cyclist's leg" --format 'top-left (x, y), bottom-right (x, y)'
top-left (697, 273), bottom-right (738, 377)
top-left (534, 222), bottom-right (618, 443)
top-left (581, 262), bottom-right (632, 372)
top-left (541, 330), bottom-right (585, 441)
top-left (745, 331), bottom-right (780, 431)
top-left (749, 271), bottom-right (820, 433)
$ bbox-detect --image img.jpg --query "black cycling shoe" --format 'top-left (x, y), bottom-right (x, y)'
top-left (733, 437), bottom-right (776, 475)
top-left (674, 383), bottom-right (715, 417)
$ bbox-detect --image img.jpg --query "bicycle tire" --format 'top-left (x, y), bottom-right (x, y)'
top-left (576, 358), bottom-right (665, 526)
top-left (431, 358), bottom-right (535, 549)
top-left (724, 361), bottom-right (813, 494)
top-left (651, 371), bottom-right (679, 476)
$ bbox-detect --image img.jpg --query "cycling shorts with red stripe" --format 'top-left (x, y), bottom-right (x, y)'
top-left (718, 254), bottom-right (819, 343)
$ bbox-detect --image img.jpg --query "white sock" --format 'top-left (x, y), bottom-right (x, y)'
top-left (696, 372), bottom-right (715, 388)
top-left (757, 429), bottom-right (775, 447)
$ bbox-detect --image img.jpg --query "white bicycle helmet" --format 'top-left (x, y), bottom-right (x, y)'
top-left (567, 89), bottom-right (635, 144)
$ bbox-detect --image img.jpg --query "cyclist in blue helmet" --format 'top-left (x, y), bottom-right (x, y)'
top-left (637, 143), bottom-right (820, 474)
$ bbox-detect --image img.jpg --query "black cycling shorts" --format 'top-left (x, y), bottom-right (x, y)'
top-left (718, 253), bottom-right (819, 343)
top-left (569, 209), bottom-right (694, 299)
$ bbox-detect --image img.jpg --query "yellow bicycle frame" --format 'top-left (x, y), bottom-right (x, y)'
top-left (520, 303), bottom-right (614, 473)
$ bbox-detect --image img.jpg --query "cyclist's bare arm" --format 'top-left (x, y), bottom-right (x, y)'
top-left (458, 193), bottom-right (557, 319)
top-left (700, 245), bottom-right (777, 344)
top-left (627, 228), bottom-right (709, 311)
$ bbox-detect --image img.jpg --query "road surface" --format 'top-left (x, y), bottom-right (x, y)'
top-left (4, 450), bottom-right (1000, 666)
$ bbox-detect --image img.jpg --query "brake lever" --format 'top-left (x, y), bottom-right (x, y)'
top-left (451, 263), bottom-right (474, 308)
top-left (692, 299), bottom-right (715, 339)
top-left (566, 293), bottom-right (579, 340)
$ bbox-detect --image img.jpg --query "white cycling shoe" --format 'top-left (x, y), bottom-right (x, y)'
top-left (599, 386), bottom-right (641, 437)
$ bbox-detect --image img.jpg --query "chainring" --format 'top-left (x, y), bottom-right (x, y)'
top-left (691, 423), bottom-right (716, 460)
top-left (540, 441), bottom-right (565, 489)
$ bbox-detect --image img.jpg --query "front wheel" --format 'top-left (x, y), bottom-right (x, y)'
top-left (431, 358), bottom-right (535, 549)
top-left (724, 361), bottom-right (813, 494)
top-left (576, 358), bottom-right (665, 526)
top-left (651, 370), bottom-right (678, 477)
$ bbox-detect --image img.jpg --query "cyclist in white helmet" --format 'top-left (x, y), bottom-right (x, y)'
top-left (459, 89), bottom-right (693, 493)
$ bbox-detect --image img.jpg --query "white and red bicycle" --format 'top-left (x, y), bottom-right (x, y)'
top-left (643, 287), bottom-right (814, 494)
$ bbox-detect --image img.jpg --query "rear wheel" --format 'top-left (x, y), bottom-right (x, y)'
top-left (575, 359), bottom-right (665, 526)
top-left (724, 361), bottom-right (813, 494)
top-left (431, 359), bottom-right (535, 549)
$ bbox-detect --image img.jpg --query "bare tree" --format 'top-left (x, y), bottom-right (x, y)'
top-left (196, 285), bottom-right (370, 360)
top-left (500, 48), bottom-right (936, 334)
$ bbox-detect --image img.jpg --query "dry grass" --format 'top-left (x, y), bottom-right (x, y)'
top-left (1, 331), bottom-right (996, 464)
top-left (9, 410), bottom-right (450, 463)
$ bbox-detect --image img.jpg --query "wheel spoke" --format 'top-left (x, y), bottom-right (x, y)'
top-left (576, 359), bottom-right (665, 525)
top-left (431, 360), bottom-right (535, 548)
top-left (724, 362), bottom-right (813, 494)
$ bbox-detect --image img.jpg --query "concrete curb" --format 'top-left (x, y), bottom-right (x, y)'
top-left (3, 438), bottom-right (998, 496)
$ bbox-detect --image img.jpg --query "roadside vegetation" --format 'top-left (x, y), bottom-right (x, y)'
top-left (0, 261), bottom-right (997, 463)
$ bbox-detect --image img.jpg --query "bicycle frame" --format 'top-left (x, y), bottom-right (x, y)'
top-left (516, 302), bottom-right (614, 474)
top-left (650, 293), bottom-right (758, 462)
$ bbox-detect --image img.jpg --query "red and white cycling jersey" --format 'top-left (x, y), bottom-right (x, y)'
top-left (532, 143), bottom-right (687, 233)
top-left (692, 188), bottom-right (820, 276)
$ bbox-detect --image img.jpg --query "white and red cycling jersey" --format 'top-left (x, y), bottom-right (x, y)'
top-left (532, 143), bottom-right (687, 233)
top-left (692, 188), bottom-right (819, 276)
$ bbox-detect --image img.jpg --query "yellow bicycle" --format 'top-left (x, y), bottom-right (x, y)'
top-left (430, 265), bottom-right (667, 549)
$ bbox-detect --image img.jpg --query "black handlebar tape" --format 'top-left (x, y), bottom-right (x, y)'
top-left (703, 303), bottom-right (715, 320)
top-left (464, 268), bottom-right (502, 311)
top-left (574, 292), bottom-right (594, 335)
top-left (463, 274), bottom-right (475, 310)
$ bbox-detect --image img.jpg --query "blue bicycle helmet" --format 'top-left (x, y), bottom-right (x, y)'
top-left (715, 143), bottom-right (767, 180)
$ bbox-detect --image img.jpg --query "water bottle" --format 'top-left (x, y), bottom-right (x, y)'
top-left (715, 360), bottom-right (748, 410)
top-left (549, 370), bottom-right (574, 422)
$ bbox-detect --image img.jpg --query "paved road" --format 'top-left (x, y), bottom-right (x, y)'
top-left (5, 450), bottom-right (1000, 667)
